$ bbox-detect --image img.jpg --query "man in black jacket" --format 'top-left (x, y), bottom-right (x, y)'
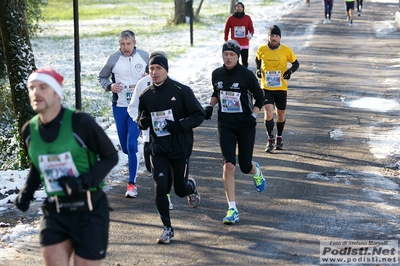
top-left (137, 53), bottom-right (205, 244)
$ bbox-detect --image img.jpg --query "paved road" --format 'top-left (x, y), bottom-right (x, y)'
top-left (1, 0), bottom-right (400, 265)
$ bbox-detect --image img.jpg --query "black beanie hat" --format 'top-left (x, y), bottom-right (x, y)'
top-left (268, 25), bottom-right (281, 37)
top-left (235, 2), bottom-right (245, 11)
top-left (222, 40), bottom-right (241, 57)
top-left (149, 55), bottom-right (168, 72)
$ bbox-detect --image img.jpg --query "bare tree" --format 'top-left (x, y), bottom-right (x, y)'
top-left (195, 0), bottom-right (204, 16)
top-left (230, 0), bottom-right (236, 14)
top-left (0, 0), bottom-right (37, 168)
top-left (174, 0), bottom-right (186, 24)
top-left (0, 32), bottom-right (6, 79)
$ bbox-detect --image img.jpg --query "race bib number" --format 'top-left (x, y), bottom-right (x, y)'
top-left (38, 151), bottom-right (79, 193)
top-left (125, 85), bottom-right (136, 104)
top-left (234, 26), bottom-right (246, 38)
top-left (220, 91), bottom-right (243, 113)
top-left (151, 109), bottom-right (174, 137)
top-left (265, 71), bottom-right (282, 87)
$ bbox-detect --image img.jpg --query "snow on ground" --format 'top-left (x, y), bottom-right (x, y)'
top-left (0, 0), bottom-right (302, 253)
top-left (1, 0), bottom-right (400, 257)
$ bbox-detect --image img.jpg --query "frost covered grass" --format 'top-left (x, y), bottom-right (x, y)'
top-left (0, 0), bottom-right (230, 170)
top-left (0, 0), bottom-right (286, 171)
top-left (39, 0), bottom-right (227, 38)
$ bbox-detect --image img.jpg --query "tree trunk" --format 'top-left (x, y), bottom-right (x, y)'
top-left (0, 0), bottom-right (37, 168)
top-left (230, 0), bottom-right (236, 14)
top-left (174, 0), bottom-right (186, 24)
top-left (195, 0), bottom-right (204, 16)
top-left (0, 33), bottom-right (6, 79)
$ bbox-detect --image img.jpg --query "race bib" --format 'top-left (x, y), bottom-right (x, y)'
top-left (125, 85), bottom-right (136, 104)
top-left (234, 26), bottom-right (246, 38)
top-left (220, 91), bottom-right (243, 113)
top-left (151, 109), bottom-right (174, 137)
top-left (265, 70), bottom-right (282, 87)
top-left (38, 151), bottom-right (79, 193)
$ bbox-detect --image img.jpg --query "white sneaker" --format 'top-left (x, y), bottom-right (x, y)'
top-left (167, 194), bottom-right (174, 210)
top-left (187, 177), bottom-right (200, 208)
top-left (323, 19), bottom-right (328, 24)
top-left (327, 19), bottom-right (332, 24)
top-left (125, 183), bottom-right (137, 198)
top-left (157, 226), bottom-right (174, 244)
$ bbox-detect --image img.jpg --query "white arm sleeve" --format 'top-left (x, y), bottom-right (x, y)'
top-left (127, 75), bottom-right (152, 121)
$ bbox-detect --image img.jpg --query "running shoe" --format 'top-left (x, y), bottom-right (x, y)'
top-left (157, 226), bottom-right (174, 244)
top-left (253, 162), bottom-right (266, 192)
top-left (275, 136), bottom-right (283, 150)
top-left (187, 177), bottom-right (200, 208)
top-left (167, 194), bottom-right (174, 210)
top-left (223, 208), bottom-right (240, 224)
top-left (265, 137), bottom-right (275, 153)
top-left (125, 183), bottom-right (137, 198)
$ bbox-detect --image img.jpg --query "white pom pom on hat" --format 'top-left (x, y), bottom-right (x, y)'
top-left (222, 40), bottom-right (241, 57)
top-left (27, 68), bottom-right (64, 98)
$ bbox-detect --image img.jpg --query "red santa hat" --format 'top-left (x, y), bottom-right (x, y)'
top-left (27, 68), bottom-right (64, 98)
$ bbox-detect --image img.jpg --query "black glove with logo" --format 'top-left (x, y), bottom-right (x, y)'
top-left (204, 106), bottom-right (213, 120)
top-left (283, 70), bottom-right (292, 80)
top-left (149, 143), bottom-right (161, 156)
top-left (164, 119), bottom-right (183, 134)
top-left (256, 69), bottom-right (262, 78)
top-left (58, 176), bottom-right (85, 197)
top-left (245, 116), bottom-right (257, 127)
top-left (138, 116), bottom-right (151, 130)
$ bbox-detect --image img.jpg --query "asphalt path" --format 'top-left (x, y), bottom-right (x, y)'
top-left (1, 1), bottom-right (400, 265)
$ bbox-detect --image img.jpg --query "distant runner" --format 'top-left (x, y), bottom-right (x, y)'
top-left (255, 25), bottom-right (300, 153)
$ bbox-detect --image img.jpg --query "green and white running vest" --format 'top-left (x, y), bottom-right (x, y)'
top-left (28, 108), bottom-right (101, 197)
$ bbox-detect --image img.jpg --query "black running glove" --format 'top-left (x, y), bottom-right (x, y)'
top-left (149, 143), bottom-right (161, 156)
top-left (164, 119), bottom-right (183, 134)
top-left (204, 106), bottom-right (213, 120)
top-left (245, 116), bottom-right (257, 127)
top-left (14, 186), bottom-right (35, 212)
top-left (58, 176), bottom-right (85, 197)
top-left (283, 70), bottom-right (292, 80)
top-left (138, 116), bottom-right (151, 130)
top-left (256, 69), bottom-right (262, 78)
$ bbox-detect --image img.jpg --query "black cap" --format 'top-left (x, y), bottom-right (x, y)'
top-left (149, 55), bottom-right (168, 72)
top-left (222, 40), bottom-right (241, 57)
top-left (268, 25), bottom-right (281, 37)
top-left (235, 2), bottom-right (245, 10)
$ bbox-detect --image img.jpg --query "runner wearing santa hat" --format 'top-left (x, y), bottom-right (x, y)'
top-left (15, 67), bottom-right (118, 265)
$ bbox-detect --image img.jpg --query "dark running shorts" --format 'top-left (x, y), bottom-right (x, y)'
top-left (346, 1), bottom-right (355, 11)
top-left (39, 191), bottom-right (109, 260)
top-left (263, 90), bottom-right (287, 110)
top-left (218, 123), bottom-right (255, 173)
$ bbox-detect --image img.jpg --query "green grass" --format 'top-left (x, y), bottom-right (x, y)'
top-left (41, 0), bottom-right (173, 20)
top-left (40, 0), bottom-right (227, 37)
